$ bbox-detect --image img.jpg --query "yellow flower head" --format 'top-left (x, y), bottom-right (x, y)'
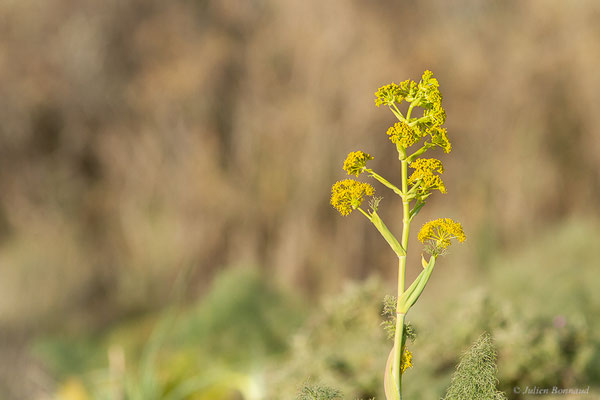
top-left (427, 101), bottom-right (446, 126)
top-left (428, 127), bottom-right (451, 153)
top-left (408, 158), bottom-right (446, 195)
top-left (417, 71), bottom-right (442, 109)
top-left (414, 70), bottom-right (451, 153)
top-left (418, 70), bottom-right (439, 98)
top-left (343, 151), bottom-right (373, 176)
top-left (386, 121), bottom-right (421, 148)
top-left (330, 179), bottom-right (375, 216)
top-left (374, 83), bottom-right (403, 107)
top-left (401, 348), bottom-right (413, 373)
top-left (418, 218), bottom-right (466, 255)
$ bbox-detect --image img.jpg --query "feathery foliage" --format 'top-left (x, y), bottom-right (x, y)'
top-left (444, 333), bottom-right (507, 400)
top-left (297, 383), bottom-right (343, 400)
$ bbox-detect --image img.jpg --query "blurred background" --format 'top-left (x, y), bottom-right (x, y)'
top-left (1, 0), bottom-right (600, 399)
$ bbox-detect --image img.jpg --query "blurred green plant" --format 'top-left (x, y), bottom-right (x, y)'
top-left (409, 220), bottom-right (600, 399)
top-left (42, 267), bottom-right (305, 399)
top-left (264, 278), bottom-right (389, 399)
top-left (443, 333), bottom-right (506, 400)
top-left (45, 219), bottom-right (600, 399)
top-left (86, 311), bottom-right (233, 400)
top-left (296, 383), bottom-right (342, 400)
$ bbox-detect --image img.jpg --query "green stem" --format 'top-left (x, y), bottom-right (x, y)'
top-left (393, 312), bottom-right (406, 399)
top-left (399, 160), bottom-right (410, 289)
top-left (390, 103), bottom-right (405, 122)
top-left (405, 101), bottom-right (416, 121)
top-left (392, 159), bottom-right (411, 398)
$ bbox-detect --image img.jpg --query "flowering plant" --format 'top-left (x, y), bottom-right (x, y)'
top-left (331, 71), bottom-right (465, 400)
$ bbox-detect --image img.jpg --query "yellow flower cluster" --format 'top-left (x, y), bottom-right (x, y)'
top-left (375, 79), bottom-right (421, 107)
top-left (408, 158), bottom-right (446, 194)
top-left (418, 218), bottom-right (466, 255)
top-left (401, 348), bottom-right (413, 373)
top-left (386, 121), bottom-right (420, 148)
top-left (419, 71), bottom-right (440, 100)
top-left (415, 70), bottom-right (450, 153)
top-left (330, 179), bottom-right (375, 216)
top-left (428, 127), bottom-right (451, 153)
top-left (374, 83), bottom-right (403, 107)
top-left (343, 151), bottom-right (373, 176)
top-left (376, 71), bottom-right (451, 153)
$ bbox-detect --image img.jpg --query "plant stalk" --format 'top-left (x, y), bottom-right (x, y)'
top-left (392, 158), bottom-right (411, 398)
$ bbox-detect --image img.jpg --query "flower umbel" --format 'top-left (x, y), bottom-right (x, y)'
top-left (387, 122), bottom-right (420, 148)
top-left (428, 127), bottom-right (451, 153)
top-left (408, 158), bottom-right (446, 195)
top-left (330, 179), bottom-right (375, 216)
top-left (374, 83), bottom-right (403, 107)
top-left (343, 151), bottom-right (373, 176)
top-left (414, 70), bottom-right (451, 153)
top-left (418, 218), bottom-right (466, 255)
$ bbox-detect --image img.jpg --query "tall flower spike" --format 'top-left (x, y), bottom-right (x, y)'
top-left (330, 179), bottom-right (375, 216)
top-left (418, 218), bottom-right (466, 256)
top-left (387, 121), bottom-right (421, 148)
top-left (408, 158), bottom-right (446, 195)
top-left (343, 151), bottom-right (373, 176)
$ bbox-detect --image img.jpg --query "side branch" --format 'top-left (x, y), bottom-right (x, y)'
top-left (358, 208), bottom-right (405, 257)
top-left (366, 169), bottom-right (404, 197)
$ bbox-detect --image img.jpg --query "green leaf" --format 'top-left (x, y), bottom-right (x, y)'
top-left (404, 256), bottom-right (436, 309)
top-left (369, 211), bottom-right (405, 256)
top-left (383, 347), bottom-right (401, 400)
top-left (409, 201), bottom-right (426, 221)
top-left (397, 256), bottom-right (436, 313)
